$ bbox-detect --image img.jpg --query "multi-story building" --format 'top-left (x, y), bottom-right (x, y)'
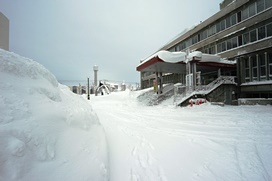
top-left (0, 12), bottom-right (9, 51)
top-left (137, 0), bottom-right (272, 104)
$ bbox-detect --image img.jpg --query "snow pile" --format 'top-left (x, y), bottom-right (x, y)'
top-left (0, 49), bottom-right (108, 181)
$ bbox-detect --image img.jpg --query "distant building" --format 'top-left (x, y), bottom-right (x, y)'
top-left (0, 12), bottom-right (9, 51)
top-left (137, 0), bottom-right (272, 105)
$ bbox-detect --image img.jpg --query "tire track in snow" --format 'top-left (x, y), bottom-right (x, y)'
top-left (121, 125), bottom-right (168, 181)
top-left (99, 110), bottom-right (168, 181)
top-left (234, 145), bottom-right (245, 181)
top-left (233, 143), bottom-right (271, 181)
top-left (254, 145), bottom-right (271, 181)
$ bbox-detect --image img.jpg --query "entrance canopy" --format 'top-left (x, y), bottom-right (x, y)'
top-left (136, 51), bottom-right (236, 74)
top-left (136, 51), bottom-right (186, 73)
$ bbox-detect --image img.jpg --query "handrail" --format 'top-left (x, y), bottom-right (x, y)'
top-left (174, 76), bottom-right (236, 104)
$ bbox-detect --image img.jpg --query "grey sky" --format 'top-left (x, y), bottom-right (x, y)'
top-left (0, 0), bottom-right (222, 85)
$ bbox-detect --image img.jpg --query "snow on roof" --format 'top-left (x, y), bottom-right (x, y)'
top-left (187, 51), bottom-right (236, 64)
top-left (139, 50), bottom-right (187, 66)
top-left (157, 50), bottom-right (187, 63)
top-left (139, 50), bottom-right (236, 67)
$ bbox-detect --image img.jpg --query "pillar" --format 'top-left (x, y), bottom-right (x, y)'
top-left (155, 72), bottom-right (159, 94)
top-left (192, 62), bottom-right (197, 91)
top-left (159, 72), bottom-right (163, 94)
top-left (265, 52), bottom-right (268, 80)
top-left (249, 56), bottom-right (252, 82)
top-left (256, 54), bottom-right (260, 81)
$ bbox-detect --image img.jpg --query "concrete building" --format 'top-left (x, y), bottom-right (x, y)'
top-left (137, 0), bottom-right (272, 105)
top-left (0, 12), bottom-right (9, 51)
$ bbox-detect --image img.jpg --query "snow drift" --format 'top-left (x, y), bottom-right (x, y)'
top-left (0, 49), bottom-right (108, 181)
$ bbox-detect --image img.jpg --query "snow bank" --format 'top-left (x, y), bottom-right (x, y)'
top-left (0, 49), bottom-right (108, 181)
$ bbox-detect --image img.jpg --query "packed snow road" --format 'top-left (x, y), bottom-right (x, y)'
top-left (90, 90), bottom-right (272, 181)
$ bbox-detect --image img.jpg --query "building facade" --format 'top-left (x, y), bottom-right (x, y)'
top-left (0, 12), bottom-right (9, 51)
top-left (139, 0), bottom-right (272, 100)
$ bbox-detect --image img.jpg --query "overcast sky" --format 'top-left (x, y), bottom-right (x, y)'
top-left (0, 0), bottom-right (222, 85)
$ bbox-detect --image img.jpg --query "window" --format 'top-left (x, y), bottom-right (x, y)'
top-left (209, 46), bottom-right (216, 54)
top-left (257, 0), bottom-right (265, 13)
top-left (226, 16), bottom-right (231, 28)
top-left (265, 0), bottom-right (272, 8)
top-left (259, 54), bottom-right (266, 80)
top-left (252, 56), bottom-right (258, 81)
top-left (243, 32), bottom-right (249, 44)
top-left (237, 11), bottom-right (242, 22)
top-left (245, 57), bottom-right (250, 82)
top-left (248, 3), bottom-right (256, 17)
top-left (200, 29), bottom-right (208, 40)
top-left (267, 23), bottom-right (272, 37)
top-left (238, 35), bottom-right (243, 46)
top-left (231, 14), bottom-right (237, 26)
top-left (182, 42), bottom-right (186, 50)
top-left (217, 43), bottom-right (222, 53)
top-left (177, 44), bottom-right (182, 51)
top-left (208, 25), bottom-right (216, 37)
top-left (227, 39), bottom-right (232, 50)
top-left (192, 35), bottom-right (198, 44)
top-left (221, 41), bottom-right (226, 52)
top-left (258, 26), bottom-right (266, 40)
top-left (250, 29), bottom-right (257, 42)
top-left (269, 53), bottom-right (272, 80)
top-left (232, 37), bottom-right (238, 48)
top-left (216, 22), bottom-right (221, 32)
top-left (220, 20), bottom-right (226, 31)
top-left (185, 38), bottom-right (192, 48)
top-left (242, 7), bottom-right (249, 20)
top-left (169, 47), bottom-right (175, 52)
top-left (180, 42), bottom-right (185, 50)
top-left (175, 46), bottom-right (179, 51)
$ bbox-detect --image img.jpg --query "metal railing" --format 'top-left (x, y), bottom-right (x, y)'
top-left (174, 76), bottom-right (236, 104)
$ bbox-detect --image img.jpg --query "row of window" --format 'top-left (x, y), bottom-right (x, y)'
top-left (201, 22), bottom-right (272, 54)
top-left (244, 52), bottom-right (272, 82)
top-left (170, 0), bottom-right (272, 52)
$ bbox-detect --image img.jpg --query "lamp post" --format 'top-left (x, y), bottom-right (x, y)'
top-left (87, 77), bottom-right (90, 100)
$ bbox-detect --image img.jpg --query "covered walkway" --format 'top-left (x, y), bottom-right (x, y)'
top-left (137, 51), bottom-right (236, 94)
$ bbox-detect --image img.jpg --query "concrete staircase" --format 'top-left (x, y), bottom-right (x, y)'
top-left (137, 76), bottom-right (237, 106)
top-left (175, 76), bottom-right (237, 106)
top-left (137, 84), bottom-right (175, 106)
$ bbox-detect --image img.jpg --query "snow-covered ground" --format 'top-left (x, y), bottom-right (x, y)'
top-left (1, 48), bottom-right (272, 181)
top-left (91, 90), bottom-right (272, 181)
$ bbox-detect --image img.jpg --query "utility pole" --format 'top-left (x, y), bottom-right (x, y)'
top-left (87, 77), bottom-right (90, 100)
